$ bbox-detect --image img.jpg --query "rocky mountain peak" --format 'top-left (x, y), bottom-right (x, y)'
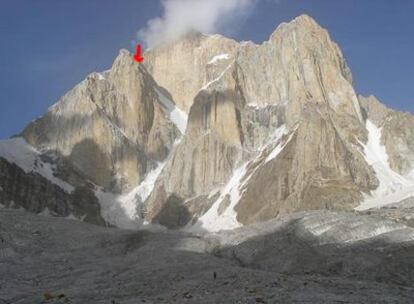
top-left (21, 49), bottom-right (181, 194)
top-left (142, 14), bottom-right (382, 228)
top-left (144, 31), bottom-right (240, 112)
top-left (271, 14), bottom-right (320, 34)
top-left (1, 15), bottom-right (414, 232)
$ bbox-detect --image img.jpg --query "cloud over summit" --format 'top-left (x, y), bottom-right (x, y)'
top-left (138, 0), bottom-right (256, 48)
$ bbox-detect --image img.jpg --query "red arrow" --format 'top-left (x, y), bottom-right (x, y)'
top-left (133, 44), bottom-right (144, 63)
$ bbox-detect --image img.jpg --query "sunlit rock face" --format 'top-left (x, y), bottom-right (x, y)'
top-left (1, 15), bottom-right (414, 230)
top-left (144, 31), bottom-right (240, 113)
top-left (21, 50), bottom-right (180, 193)
top-left (143, 15), bottom-right (380, 228)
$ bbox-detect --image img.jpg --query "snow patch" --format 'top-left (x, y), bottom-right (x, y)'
top-left (135, 162), bottom-right (166, 203)
top-left (207, 54), bottom-right (231, 65)
top-left (246, 102), bottom-right (263, 109)
top-left (356, 120), bottom-right (414, 210)
top-left (265, 125), bottom-right (289, 161)
top-left (197, 125), bottom-right (292, 232)
top-left (408, 168), bottom-right (414, 180)
top-left (95, 161), bottom-right (166, 229)
top-left (246, 100), bottom-right (289, 109)
top-left (197, 164), bottom-right (247, 232)
top-left (97, 73), bottom-right (105, 80)
top-left (0, 138), bottom-right (74, 193)
top-left (200, 61), bottom-right (234, 91)
top-left (170, 108), bottom-right (188, 135)
top-left (155, 89), bottom-right (188, 134)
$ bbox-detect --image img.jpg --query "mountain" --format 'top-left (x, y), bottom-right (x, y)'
top-left (1, 15), bottom-right (414, 231)
top-left (143, 15), bottom-right (378, 230)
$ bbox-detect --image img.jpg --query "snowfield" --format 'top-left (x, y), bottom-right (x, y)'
top-left (197, 163), bottom-right (247, 232)
top-left (356, 120), bottom-right (414, 210)
top-left (155, 88), bottom-right (188, 134)
top-left (95, 161), bottom-right (167, 230)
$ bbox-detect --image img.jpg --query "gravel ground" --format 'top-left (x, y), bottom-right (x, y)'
top-left (1, 209), bottom-right (414, 303)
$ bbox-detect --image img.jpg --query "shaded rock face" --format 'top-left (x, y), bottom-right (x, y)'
top-left (152, 194), bottom-right (191, 229)
top-left (0, 157), bottom-right (105, 225)
top-left (22, 50), bottom-right (180, 193)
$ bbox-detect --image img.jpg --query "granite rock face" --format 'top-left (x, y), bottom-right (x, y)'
top-left (1, 50), bottom-right (182, 224)
top-left (22, 50), bottom-right (180, 193)
top-left (1, 15), bottom-right (414, 230)
top-left (144, 15), bottom-right (380, 227)
top-left (144, 31), bottom-right (240, 113)
top-left (144, 61), bottom-right (245, 222)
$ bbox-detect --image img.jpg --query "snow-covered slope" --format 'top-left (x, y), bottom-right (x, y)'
top-left (0, 137), bottom-right (74, 193)
top-left (95, 161), bottom-right (167, 229)
top-left (196, 163), bottom-right (247, 231)
top-left (156, 88), bottom-right (188, 134)
top-left (356, 120), bottom-right (414, 210)
top-left (207, 53), bottom-right (231, 65)
top-left (196, 125), bottom-right (291, 232)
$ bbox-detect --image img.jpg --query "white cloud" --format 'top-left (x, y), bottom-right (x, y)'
top-left (138, 0), bottom-right (256, 48)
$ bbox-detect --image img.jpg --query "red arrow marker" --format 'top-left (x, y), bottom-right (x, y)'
top-left (133, 44), bottom-right (144, 63)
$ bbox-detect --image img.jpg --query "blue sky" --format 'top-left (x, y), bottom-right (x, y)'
top-left (0, 0), bottom-right (413, 138)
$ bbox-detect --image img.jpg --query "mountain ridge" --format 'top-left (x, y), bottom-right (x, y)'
top-left (0, 14), bottom-right (413, 231)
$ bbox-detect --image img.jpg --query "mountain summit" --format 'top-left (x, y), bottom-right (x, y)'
top-left (1, 15), bottom-right (414, 230)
